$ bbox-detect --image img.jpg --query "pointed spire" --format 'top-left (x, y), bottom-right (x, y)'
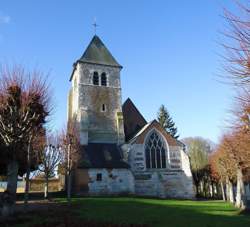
top-left (78, 35), bottom-right (122, 68)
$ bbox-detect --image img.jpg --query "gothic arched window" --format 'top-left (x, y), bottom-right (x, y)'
top-left (101, 72), bottom-right (107, 86)
top-left (145, 130), bottom-right (167, 169)
top-left (93, 72), bottom-right (99, 85)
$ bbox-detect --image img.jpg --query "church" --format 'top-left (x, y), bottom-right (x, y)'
top-left (67, 35), bottom-right (195, 199)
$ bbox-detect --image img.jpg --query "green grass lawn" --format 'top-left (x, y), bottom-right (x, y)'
top-left (58, 197), bottom-right (250, 227)
top-left (12, 197), bottom-right (250, 227)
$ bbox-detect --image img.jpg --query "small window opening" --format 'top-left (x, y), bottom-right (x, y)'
top-left (96, 173), bottom-right (102, 181)
top-left (101, 104), bottom-right (106, 112)
top-left (93, 72), bottom-right (99, 85)
top-left (101, 73), bottom-right (107, 86)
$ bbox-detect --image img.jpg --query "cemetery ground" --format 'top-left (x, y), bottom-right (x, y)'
top-left (1, 197), bottom-right (250, 227)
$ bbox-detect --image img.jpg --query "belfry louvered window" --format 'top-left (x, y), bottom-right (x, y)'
top-left (93, 72), bottom-right (99, 85)
top-left (145, 130), bottom-right (167, 169)
top-left (101, 72), bottom-right (107, 86)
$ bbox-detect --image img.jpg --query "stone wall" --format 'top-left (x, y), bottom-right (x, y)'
top-left (127, 139), bottom-right (195, 199)
top-left (87, 169), bottom-right (134, 195)
top-left (29, 179), bottom-right (61, 192)
top-left (73, 168), bottom-right (134, 196)
top-left (134, 170), bottom-right (194, 198)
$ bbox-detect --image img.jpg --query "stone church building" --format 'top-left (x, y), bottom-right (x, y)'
top-left (67, 35), bottom-right (195, 198)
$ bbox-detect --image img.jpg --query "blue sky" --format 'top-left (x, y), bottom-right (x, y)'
top-left (0, 1), bottom-right (245, 143)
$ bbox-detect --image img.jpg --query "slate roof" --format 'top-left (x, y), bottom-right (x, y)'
top-left (79, 143), bottom-right (130, 169)
top-left (79, 35), bottom-right (121, 67)
top-left (122, 98), bottom-right (147, 142)
top-left (70, 35), bottom-right (122, 81)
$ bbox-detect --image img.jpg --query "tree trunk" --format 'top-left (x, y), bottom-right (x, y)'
top-left (225, 178), bottom-right (229, 201)
top-left (24, 138), bottom-right (31, 206)
top-left (225, 176), bottom-right (234, 203)
top-left (212, 183), bottom-right (215, 198)
top-left (228, 179), bottom-right (234, 203)
top-left (44, 176), bottom-right (49, 199)
top-left (209, 182), bottom-right (213, 198)
top-left (67, 171), bottom-right (72, 203)
top-left (236, 168), bottom-right (246, 209)
top-left (220, 181), bottom-right (226, 201)
top-left (216, 183), bottom-right (220, 198)
top-left (67, 143), bottom-right (72, 203)
top-left (200, 180), bottom-right (204, 196)
top-left (24, 170), bottom-right (30, 206)
top-left (195, 182), bottom-right (199, 197)
top-left (1, 160), bottom-right (19, 217)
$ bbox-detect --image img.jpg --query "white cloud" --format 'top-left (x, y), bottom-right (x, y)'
top-left (0, 15), bottom-right (10, 24)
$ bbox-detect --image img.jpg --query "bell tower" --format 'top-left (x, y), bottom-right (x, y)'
top-left (68, 35), bottom-right (125, 145)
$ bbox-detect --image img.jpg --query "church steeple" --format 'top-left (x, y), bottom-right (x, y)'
top-left (70, 35), bottom-right (121, 81)
top-left (68, 35), bottom-right (125, 145)
top-left (79, 35), bottom-right (121, 68)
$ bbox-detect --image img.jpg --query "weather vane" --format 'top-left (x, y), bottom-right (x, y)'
top-left (93, 17), bottom-right (98, 35)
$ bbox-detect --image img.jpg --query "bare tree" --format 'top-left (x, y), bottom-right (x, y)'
top-left (38, 135), bottom-right (62, 199)
top-left (0, 65), bottom-right (51, 216)
top-left (221, 2), bottom-right (250, 86)
top-left (61, 119), bottom-right (80, 203)
top-left (24, 133), bottom-right (33, 206)
top-left (216, 1), bottom-right (250, 210)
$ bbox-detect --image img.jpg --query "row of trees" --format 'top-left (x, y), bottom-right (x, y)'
top-left (0, 65), bottom-right (80, 217)
top-left (150, 2), bottom-right (249, 211)
top-left (210, 129), bottom-right (250, 209)
top-left (211, 1), bottom-right (250, 210)
top-left (188, 2), bottom-right (250, 210)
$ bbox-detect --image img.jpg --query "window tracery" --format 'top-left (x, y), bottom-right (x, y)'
top-left (145, 130), bottom-right (167, 169)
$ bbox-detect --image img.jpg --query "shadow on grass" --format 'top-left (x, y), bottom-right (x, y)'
top-left (1, 198), bottom-right (250, 227)
top-left (68, 198), bottom-right (250, 227)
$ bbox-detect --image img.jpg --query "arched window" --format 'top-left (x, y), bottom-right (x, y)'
top-left (93, 72), bottom-right (99, 85)
top-left (101, 72), bottom-right (107, 86)
top-left (145, 130), bottom-right (167, 169)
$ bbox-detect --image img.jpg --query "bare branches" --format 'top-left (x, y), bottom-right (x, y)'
top-left (0, 65), bottom-right (52, 156)
top-left (38, 140), bottom-right (62, 179)
top-left (36, 134), bottom-right (62, 198)
top-left (220, 2), bottom-right (250, 87)
top-left (60, 119), bottom-right (80, 172)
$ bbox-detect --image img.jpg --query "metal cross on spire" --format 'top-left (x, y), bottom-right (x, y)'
top-left (93, 18), bottom-right (98, 35)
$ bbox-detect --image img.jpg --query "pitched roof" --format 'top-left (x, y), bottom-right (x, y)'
top-left (79, 35), bottom-right (121, 68)
top-left (79, 143), bottom-right (130, 169)
top-left (128, 120), bottom-right (181, 147)
top-left (122, 98), bottom-right (147, 142)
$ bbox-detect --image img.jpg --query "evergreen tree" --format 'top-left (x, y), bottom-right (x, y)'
top-left (157, 105), bottom-right (179, 139)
